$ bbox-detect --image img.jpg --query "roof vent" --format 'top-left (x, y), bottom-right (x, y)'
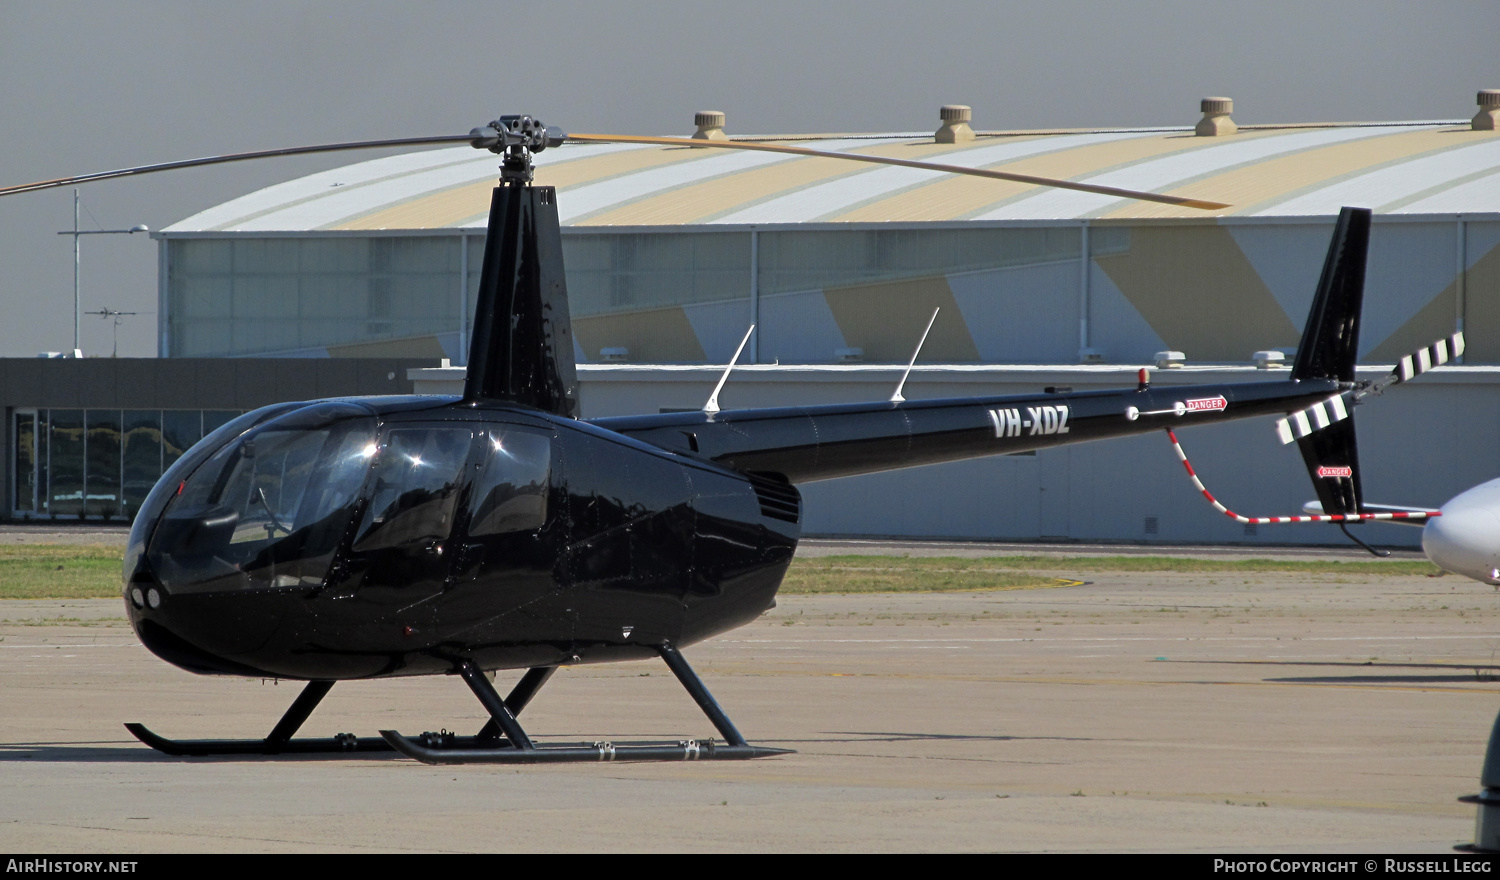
top-left (693, 111), bottom-right (728, 141)
top-left (1475, 90), bottom-right (1500, 132)
top-left (1195, 97), bottom-right (1236, 137)
top-left (935, 105), bottom-right (975, 144)
top-left (1252, 350), bottom-right (1287, 370)
top-left (1154, 350), bottom-right (1186, 369)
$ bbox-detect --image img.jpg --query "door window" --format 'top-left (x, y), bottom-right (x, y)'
top-left (352, 427), bottom-right (472, 553)
top-left (467, 429), bottom-right (551, 537)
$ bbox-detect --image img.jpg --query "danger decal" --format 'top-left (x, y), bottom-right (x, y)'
top-left (1316, 466), bottom-right (1353, 478)
top-left (989, 405), bottom-right (1070, 439)
top-left (1183, 395), bottom-right (1228, 413)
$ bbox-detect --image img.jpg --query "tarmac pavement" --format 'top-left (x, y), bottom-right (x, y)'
top-left (1, 556), bottom-right (1496, 852)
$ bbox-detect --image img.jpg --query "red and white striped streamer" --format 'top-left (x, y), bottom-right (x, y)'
top-left (1166, 429), bottom-right (1438, 524)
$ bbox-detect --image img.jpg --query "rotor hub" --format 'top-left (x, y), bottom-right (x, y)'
top-left (469, 116), bottom-right (568, 184)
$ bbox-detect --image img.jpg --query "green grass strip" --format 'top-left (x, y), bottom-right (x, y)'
top-left (0, 545), bottom-right (124, 599)
top-left (780, 554), bottom-right (1439, 594)
top-left (781, 565), bottom-right (1070, 594)
top-left (0, 546), bottom-right (1441, 600)
top-left (796, 554), bottom-right (1441, 576)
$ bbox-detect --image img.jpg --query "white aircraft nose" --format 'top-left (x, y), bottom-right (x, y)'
top-left (1423, 478), bottom-right (1500, 584)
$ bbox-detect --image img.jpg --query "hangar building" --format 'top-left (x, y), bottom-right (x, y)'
top-left (9, 96), bottom-right (1500, 547)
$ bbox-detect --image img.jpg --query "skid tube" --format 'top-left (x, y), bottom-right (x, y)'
top-left (127, 646), bottom-right (791, 764)
top-left (380, 645), bottom-right (792, 765)
top-left (124, 667), bottom-right (552, 758)
top-left (379, 733), bottom-right (786, 764)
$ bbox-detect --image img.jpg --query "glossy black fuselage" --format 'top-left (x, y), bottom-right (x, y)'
top-left (122, 374), bottom-right (1341, 683)
top-left (124, 396), bottom-right (800, 680)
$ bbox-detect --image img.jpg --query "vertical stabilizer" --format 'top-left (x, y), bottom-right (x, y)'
top-left (1296, 418), bottom-right (1364, 516)
top-left (1291, 206), bottom-right (1370, 382)
top-left (463, 184), bottom-right (579, 417)
top-left (1288, 206), bottom-right (1371, 516)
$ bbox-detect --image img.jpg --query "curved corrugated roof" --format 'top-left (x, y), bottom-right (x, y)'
top-left (162, 121), bottom-right (1500, 234)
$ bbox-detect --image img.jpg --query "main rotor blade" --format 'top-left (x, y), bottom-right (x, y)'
top-left (4, 127), bottom-right (1233, 211)
top-left (568, 133), bottom-right (1231, 211)
top-left (0, 135), bottom-right (475, 197)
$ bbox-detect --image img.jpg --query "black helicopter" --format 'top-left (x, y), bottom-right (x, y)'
top-left (3, 116), bottom-right (1417, 764)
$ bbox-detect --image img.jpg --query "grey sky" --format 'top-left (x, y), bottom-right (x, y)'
top-left (0, 0), bottom-right (1492, 357)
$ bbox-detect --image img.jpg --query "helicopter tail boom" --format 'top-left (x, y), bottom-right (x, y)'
top-left (597, 376), bottom-right (1343, 485)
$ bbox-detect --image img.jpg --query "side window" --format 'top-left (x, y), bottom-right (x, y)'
top-left (467, 429), bottom-right (551, 537)
top-left (353, 427), bottom-right (472, 553)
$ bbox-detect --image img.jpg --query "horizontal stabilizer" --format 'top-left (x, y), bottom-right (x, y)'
top-left (1169, 429), bottom-right (1435, 525)
top-left (1303, 499), bottom-right (1434, 526)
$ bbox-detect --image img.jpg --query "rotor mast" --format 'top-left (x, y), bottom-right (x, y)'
top-left (460, 117), bottom-right (579, 416)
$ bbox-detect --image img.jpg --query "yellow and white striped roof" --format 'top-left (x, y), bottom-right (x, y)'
top-left (162, 121), bottom-right (1500, 234)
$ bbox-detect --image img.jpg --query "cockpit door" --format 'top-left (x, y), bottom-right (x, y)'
top-left (436, 423), bottom-right (569, 658)
top-left (335, 424), bottom-right (475, 634)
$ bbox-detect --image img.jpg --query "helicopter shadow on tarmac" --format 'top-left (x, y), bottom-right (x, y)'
top-left (0, 729), bottom-right (1091, 763)
top-left (1162, 658), bottom-right (1500, 686)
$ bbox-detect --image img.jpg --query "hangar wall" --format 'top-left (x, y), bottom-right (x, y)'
top-left (162, 217), bottom-right (1500, 375)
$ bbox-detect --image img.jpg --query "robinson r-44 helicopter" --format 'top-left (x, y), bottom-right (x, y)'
top-left (1, 116), bottom-right (1452, 764)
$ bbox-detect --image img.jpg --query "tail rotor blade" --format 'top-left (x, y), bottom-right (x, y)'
top-left (1275, 392), bottom-right (1354, 445)
top-left (1275, 330), bottom-right (1465, 444)
top-left (1394, 331), bottom-right (1464, 384)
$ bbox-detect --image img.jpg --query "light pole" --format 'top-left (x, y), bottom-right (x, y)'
top-left (57, 188), bottom-right (148, 356)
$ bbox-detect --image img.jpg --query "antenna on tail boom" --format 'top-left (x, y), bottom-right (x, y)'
top-left (704, 325), bottom-right (756, 415)
top-left (891, 308), bottom-right (941, 404)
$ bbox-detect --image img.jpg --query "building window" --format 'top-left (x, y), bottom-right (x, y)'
top-left (9, 409), bottom-right (243, 521)
top-left (123, 410), bottom-right (163, 521)
top-left (168, 237), bottom-right (461, 356)
top-left (562, 231), bottom-right (752, 363)
top-left (757, 227), bottom-right (1080, 295)
top-left (12, 411), bottom-right (36, 514)
top-left (48, 410), bottom-right (84, 517)
top-left (85, 410), bottom-right (122, 519)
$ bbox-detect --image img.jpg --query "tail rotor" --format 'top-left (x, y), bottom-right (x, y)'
top-left (1170, 206), bottom-right (1451, 553)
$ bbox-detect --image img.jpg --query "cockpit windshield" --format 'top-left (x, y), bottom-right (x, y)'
top-left (147, 404), bottom-right (378, 594)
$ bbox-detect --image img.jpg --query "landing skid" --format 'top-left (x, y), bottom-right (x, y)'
top-left (125, 645), bottom-right (791, 764)
top-left (380, 731), bottom-right (786, 764)
top-left (124, 720), bottom-right (395, 756)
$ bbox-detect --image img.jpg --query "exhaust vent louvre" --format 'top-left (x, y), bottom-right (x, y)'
top-left (746, 472), bottom-right (801, 524)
